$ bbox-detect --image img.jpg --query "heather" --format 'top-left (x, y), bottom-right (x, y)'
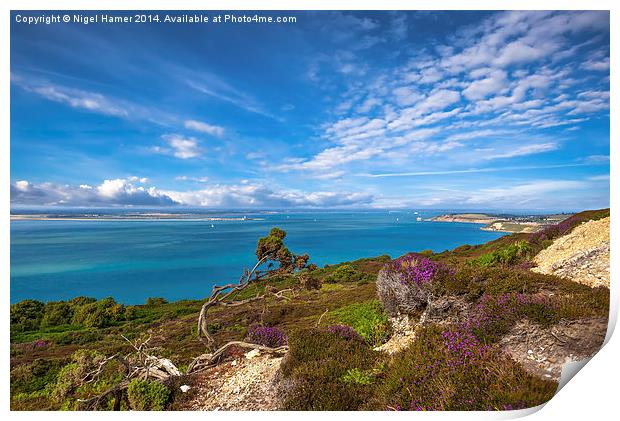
top-left (246, 325), bottom-right (288, 348)
top-left (373, 325), bottom-right (556, 411)
top-left (528, 208), bottom-right (609, 245)
top-left (9, 209), bottom-right (610, 411)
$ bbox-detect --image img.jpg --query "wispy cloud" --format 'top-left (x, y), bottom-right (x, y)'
top-left (184, 120), bottom-right (225, 137)
top-left (363, 162), bottom-right (591, 178)
top-left (485, 143), bottom-right (558, 160)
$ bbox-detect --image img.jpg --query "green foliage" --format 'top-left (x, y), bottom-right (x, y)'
top-left (341, 368), bottom-right (373, 385)
top-left (48, 349), bottom-right (125, 410)
top-left (127, 379), bottom-right (170, 411)
top-left (146, 297), bottom-right (168, 306)
top-left (41, 302), bottom-right (74, 328)
top-left (471, 241), bottom-right (532, 267)
top-left (72, 297), bottom-right (126, 328)
top-left (280, 329), bottom-right (378, 410)
top-left (327, 300), bottom-right (390, 347)
top-left (11, 299), bottom-right (45, 332)
top-left (256, 227), bottom-right (310, 273)
top-left (11, 358), bottom-right (64, 397)
top-left (324, 263), bottom-right (374, 284)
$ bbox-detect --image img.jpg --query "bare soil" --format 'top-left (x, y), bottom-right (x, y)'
top-left (533, 217), bottom-right (610, 288)
top-left (499, 317), bottom-right (608, 381)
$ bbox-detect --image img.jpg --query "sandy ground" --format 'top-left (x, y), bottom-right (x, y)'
top-left (532, 217), bottom-right (609, 288)
top-left (184, 350), bottom-right (283, 411)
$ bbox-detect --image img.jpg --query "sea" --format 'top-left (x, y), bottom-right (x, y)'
top-left (10, 209), bottom-right (506, 304)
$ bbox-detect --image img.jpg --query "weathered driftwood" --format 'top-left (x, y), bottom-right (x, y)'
top-left (187, 341), bottom-right (289, 374)
top-left (197, 255), bottom-right (270, 345)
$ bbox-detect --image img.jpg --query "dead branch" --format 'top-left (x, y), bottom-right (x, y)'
top-left (197, 255), bottom-right (271, 345)
top-left (187, 341), bottom-right (289, 374)
top-left (315, 308), bottom-right (329, 328)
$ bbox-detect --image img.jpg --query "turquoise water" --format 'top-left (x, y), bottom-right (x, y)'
top-left (10, 211), bottom-right (504, 304)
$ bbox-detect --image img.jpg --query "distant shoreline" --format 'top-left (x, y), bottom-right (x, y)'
top-left (431, 212), bottom-right (570, 233)
top-left (10, 214), bottom-right (264, 222)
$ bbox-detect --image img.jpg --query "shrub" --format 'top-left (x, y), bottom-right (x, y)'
top-left (127, 379), bottom-right (170, 411)
top-left (11, 358), bottom-right (63, 396)
top-left (298, 272), bottom-right (321, 290)
top-left (326, 324), bottom-right (363, 342)
top-left (11, 300), bottom-right (45, 332)
top-left (51, 349), bottom-right (108, 402)
top-left (72, 297), bottom-right (125, 328)
top-left (246, 325), bottom-right (287, 348)
top-left (341, 368), bottom-right (373, 385)
top-left (471, 241), bottom-right (532, 267)
top-left (527, 212), bottom-right (605, 244)
top-left (465, 293), bottom-right (560, 343)
top-left (377, 254), bottom-right (451, 316)
top-left (327, 300), bottom-right (390, 347)
top-left (326, 264), bottom-right (360, 283)
top-left (373, 325), bottom-right (556, 410)
top-left (146, 297), bottom-right (168, 306)
top-left (41, 302), bottom-right (74, 328)
top-left (280, 329), bottom-right (378, 410)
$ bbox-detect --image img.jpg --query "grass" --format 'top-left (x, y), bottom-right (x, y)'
top-left (326, 299), bottom-right (391, 347)
top-left (9, 210), bottom-right (609, 411)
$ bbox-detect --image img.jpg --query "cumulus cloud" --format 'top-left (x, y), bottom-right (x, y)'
top-left (11, 179), bottom-right (178, 207)
top-left (11, 179), bottom-right (375, 209)
top-left (158, 134), bottom-right (202, 159)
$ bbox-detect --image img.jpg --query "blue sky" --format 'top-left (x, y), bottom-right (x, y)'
top-left (10, 10), bottom-right (610, 210)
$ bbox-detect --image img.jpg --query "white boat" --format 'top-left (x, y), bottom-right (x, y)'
top-left (211, 224), bottom-right (215, 228)
top-left (416, 217), bottom-right (422, 222)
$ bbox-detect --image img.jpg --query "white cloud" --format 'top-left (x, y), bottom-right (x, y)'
top-left (462, 70), bottom-right (508, 100)
top-left (464, 180), bottom-right (586, 205)
top-left (11, 179), bottom-right (375, 209)
top-left (160, 134), bottom-right (202, 159)
top-left (485, 142), bottom-right (558, 160)
top-left (582, 57), bottom-right (610, 71)
top-left (184, 119), bottom-right (225, 137)
top-left (392, 86), bottom-right (423, 106)
top-left (11, 179), bottom-right (178, 206)
top-left (18, 81), bottom-right (128, 118)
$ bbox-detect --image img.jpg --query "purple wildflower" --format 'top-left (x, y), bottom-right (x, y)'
top-left (326, 324), bottom-right (363, 341)
top-left (246, 325), bottom-right (287, 348)
top-left (385, 254), bottom-right (450, 287)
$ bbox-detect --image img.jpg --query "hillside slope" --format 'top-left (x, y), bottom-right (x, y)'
top-left (532, 217), bottom-right (610, 288)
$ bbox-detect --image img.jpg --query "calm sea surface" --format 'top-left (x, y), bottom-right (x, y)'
top-left (10, 211), bottom-right (504, 304)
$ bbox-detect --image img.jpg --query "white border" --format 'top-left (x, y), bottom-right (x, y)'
top-left (2, 1), bottom-right (616, 420)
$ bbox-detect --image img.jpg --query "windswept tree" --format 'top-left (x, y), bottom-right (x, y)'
top-left (197, 227), bottom-right (311, 345)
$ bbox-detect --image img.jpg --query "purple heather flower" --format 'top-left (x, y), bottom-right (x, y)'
top-left (386, 254), bottom-right (450, 287)
top-left (246, 325), bottom-right (287, 348)
top-left (326, 324), bottom-right (362, 341)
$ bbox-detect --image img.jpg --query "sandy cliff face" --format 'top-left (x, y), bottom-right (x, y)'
top-left (532, 217), bottom-right (610, 288)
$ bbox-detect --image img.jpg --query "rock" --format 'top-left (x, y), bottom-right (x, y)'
top-left (532, 217), bottom-right (609, 288)
top-left (376, 268), bottom-right (429, 317)
top-left (244, 349), bottom-right (260, 360)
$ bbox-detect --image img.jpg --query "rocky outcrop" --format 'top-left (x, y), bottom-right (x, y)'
top-left (532, 217), bottom-right (610, 288)
top-left (376, 267), bottom-right (429, 317)
top-left (499, 317), bottom-right (607, 381)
